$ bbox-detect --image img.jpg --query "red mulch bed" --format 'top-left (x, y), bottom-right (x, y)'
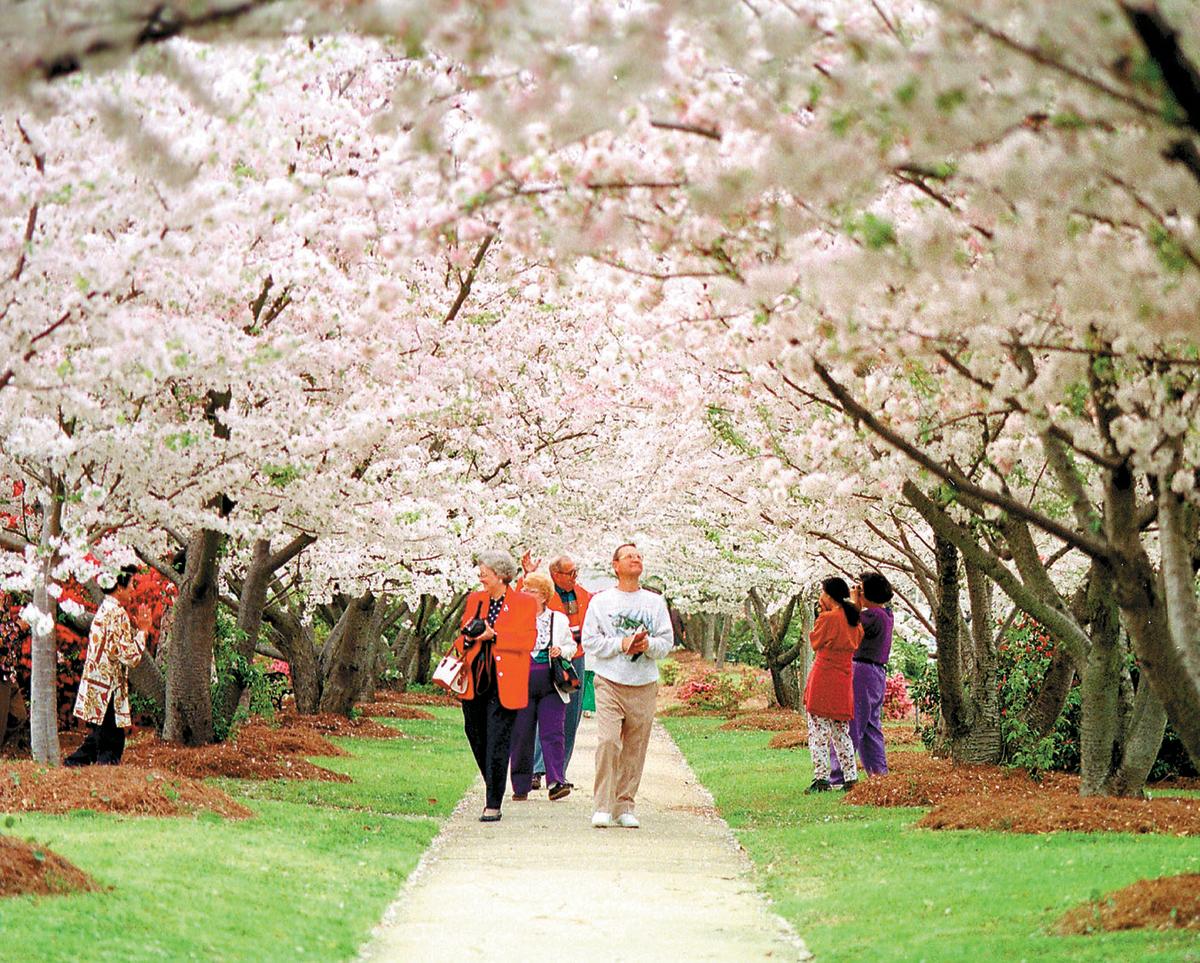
top-left (845, 752), bottom-right (1079, 807)
top-left (720, 710), bottom-right (808, 732)
top-left (0, 836), bottom-right (100, 898)
top-left (275, 710), bottom-right (406, 740)
top-left (124, 733), bottom-right (350, 783)
top-left (844, 753), bottom-right (1200, 835)
top-left (1150, 775), bottom-right (1200, 792)
top-left (881, 725), bottom-right (925, 746)
top-left (919, 794), bottom-right (1200, 836)
top-left (1056, 875), bottom-right (1200, 933)
top-left (356, 702), bottom-right (436, 721)
top-left (767, 730), bottom-right (809, 749)
top-left (371, 689), bottom-right (457, 708)
top-left (0, 762), bottom-right (252, 818)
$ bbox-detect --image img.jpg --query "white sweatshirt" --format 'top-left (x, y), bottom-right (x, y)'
top-left (582, 587), bottom-right (674, 686)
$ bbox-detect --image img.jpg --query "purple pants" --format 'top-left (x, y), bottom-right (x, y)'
top-left (509, 661), bottom-right (567, 794)
top-left (831, 661), bottom-right (888, 783)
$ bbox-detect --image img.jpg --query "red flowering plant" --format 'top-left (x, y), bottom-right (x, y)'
top-left (0, 569), bottom-right (177, 733)
top-left (882, 672), bottom-right (915, 720)
top-left (996, 614), bottom-right (1081, 774)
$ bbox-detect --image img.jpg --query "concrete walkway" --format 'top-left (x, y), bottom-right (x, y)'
top-left (360, 715), bottom-right (809, 962)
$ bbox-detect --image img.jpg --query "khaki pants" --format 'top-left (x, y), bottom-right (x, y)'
top-left (593, 676), bottom-right (657, 817)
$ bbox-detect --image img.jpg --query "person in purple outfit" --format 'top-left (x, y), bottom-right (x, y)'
top-left (830, 571), bottom-right (895, 785)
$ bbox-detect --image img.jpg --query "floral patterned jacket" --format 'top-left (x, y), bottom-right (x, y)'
top-left (72, 595), bottom-right (146, 727)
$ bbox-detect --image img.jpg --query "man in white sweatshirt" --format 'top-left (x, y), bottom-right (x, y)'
top-left (583, 542), bottom-right (674, 828)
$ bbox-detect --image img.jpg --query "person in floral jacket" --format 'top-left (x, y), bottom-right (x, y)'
top-left (65, 568), bottom-right (149, 766)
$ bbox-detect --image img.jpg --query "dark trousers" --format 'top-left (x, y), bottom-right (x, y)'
top-left (65, 699), bottom-right (126, 766)
top-left (462, 688), bottom-right (518, 810)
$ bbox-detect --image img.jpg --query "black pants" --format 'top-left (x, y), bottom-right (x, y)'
top-left (462, 688), bottom-right (517, 809)
top-left (65, 699), bottom-right (126, 766)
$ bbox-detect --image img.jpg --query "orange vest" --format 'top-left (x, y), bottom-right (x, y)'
top-left (454, 587), bottom-right (537, 709)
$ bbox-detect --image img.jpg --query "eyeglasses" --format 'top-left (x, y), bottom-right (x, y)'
top-left (556, 568), bottom-right (577, 577)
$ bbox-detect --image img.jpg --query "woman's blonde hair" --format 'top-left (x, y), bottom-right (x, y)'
top-left (522, 571), bottom-right (555, 601)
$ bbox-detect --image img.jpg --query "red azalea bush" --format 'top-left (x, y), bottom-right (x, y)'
top-left (0, 569), bottom-right (177, 734)
top-left (882, 671), bottom-right (915, 720)
top-left (678, 666), bottom-right (756, 715)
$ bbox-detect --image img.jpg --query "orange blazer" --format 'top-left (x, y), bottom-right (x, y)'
top-left (453, 587), bottom-right (537, 709)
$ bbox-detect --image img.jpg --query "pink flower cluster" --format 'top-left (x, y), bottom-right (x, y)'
top-left (883, 672), bottom-right (915, 721)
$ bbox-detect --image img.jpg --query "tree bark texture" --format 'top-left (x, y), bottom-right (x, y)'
top-left (318, 592), bottom-right (378, 716)
top-left (29, 483), bottom-right (63, 765)
top-left (164, 527), bottom-right (223, 745)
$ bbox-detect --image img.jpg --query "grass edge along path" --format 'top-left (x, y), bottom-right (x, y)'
top-left (663, 716), bottom-right (1200, 963)
top-left (0, 706), bottom-right (477, 962)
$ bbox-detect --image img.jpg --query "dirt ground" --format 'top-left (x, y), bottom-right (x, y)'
top-left (1056, 875), bottom-right (1200, 934)
top-left (0, 762), bottom-right (252, 818)
top-left (0, 836), bottom-right (100, 898)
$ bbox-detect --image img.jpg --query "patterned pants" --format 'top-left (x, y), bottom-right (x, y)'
top-left (807, 711), bottom-right (857, 783)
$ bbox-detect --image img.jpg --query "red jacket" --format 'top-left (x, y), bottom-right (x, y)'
top-left (803, 607), bottom-right (863, 721)
top-left (453, 587), bottom-right (537, 709)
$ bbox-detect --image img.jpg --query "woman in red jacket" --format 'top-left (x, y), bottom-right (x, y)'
top-left (453, 550), bottom-right (537, 822)
top-left (804, 577), bottom-right (864, 793)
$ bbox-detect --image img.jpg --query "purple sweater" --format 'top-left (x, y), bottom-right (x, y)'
top-left (854, 606), bottom-right (894, 665)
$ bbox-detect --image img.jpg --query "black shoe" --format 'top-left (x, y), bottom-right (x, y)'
top-left (479, 812), bottom-right (502, 822)
top-left (842, 780), bottom-right (857, 792)
top-left (548, 782), bottom-right (571, 801)
top-left (531, 774), bottom-right (543, 790)
top-left (804, 779), bottom-right (832, 794)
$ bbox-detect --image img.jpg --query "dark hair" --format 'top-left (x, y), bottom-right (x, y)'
top-left (115, 564), bottom-right (139, 590)
top-left (612, 542), bottom-right (639, 563)
top-left (821, 576), bottom-right (860, 627)
top-left (860, 571), bottom-right (893, 605)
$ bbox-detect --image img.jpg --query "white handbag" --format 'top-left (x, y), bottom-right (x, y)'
top-left (432, 649), bottom-right (469, 696)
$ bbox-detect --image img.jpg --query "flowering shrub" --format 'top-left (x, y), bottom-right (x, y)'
top-left (0, 568), bottom-right (176, 734)
top-left (882, 672), bottom-right (914, 720)
top-left (998, 615), bottom-right (1080, 775)
top-left (678, 667), bottom-right (755, 715)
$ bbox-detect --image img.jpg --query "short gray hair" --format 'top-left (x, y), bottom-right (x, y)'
top-left (476, 550), bottom-right (518, 584)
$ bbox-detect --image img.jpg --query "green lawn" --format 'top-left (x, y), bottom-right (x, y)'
top-left (0, 707), bottom-right (476, 962)
top-left (664, 716), bottom-right (1200, 963)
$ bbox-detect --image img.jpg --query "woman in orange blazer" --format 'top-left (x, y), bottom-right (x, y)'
top-left (454, 549), bottom-right (537, 822)
top-left (803, 576), bottom-right (864, 794)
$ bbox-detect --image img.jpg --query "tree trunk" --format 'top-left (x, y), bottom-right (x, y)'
top-left (714, 613), bottom-right (730, 665)
top-left (164, 528), bottom-right (223, 745)
top-left (318, 592), bottom-right (377, 716)
top-left (29, 482), bottom-right (63, 765)
top-left (749, 589), bottom-right (804, 711)
top-left (264, 602), bottom-right (319, 713)
top-left (1018, 645), bottom-right (1075, 739)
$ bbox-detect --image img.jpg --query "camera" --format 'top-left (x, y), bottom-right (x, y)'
top-left (462, 618), bottom-right (488, 640)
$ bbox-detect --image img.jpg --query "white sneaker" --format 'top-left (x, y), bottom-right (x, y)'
top-left (591, 811), bottom-right (614, 828)
top-left (616, 813), bottom-right (640, 829)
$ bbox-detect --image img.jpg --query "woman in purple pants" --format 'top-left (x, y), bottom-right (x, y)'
top-left (831, 572), bottom-right (895, 784)
top-left (509, 572), bottom-right (576, 801)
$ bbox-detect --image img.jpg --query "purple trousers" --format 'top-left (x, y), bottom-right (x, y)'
top-left (831, 661), bottom-right (888, 783)
top-left (509, 661), bottom-right (567, 794)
